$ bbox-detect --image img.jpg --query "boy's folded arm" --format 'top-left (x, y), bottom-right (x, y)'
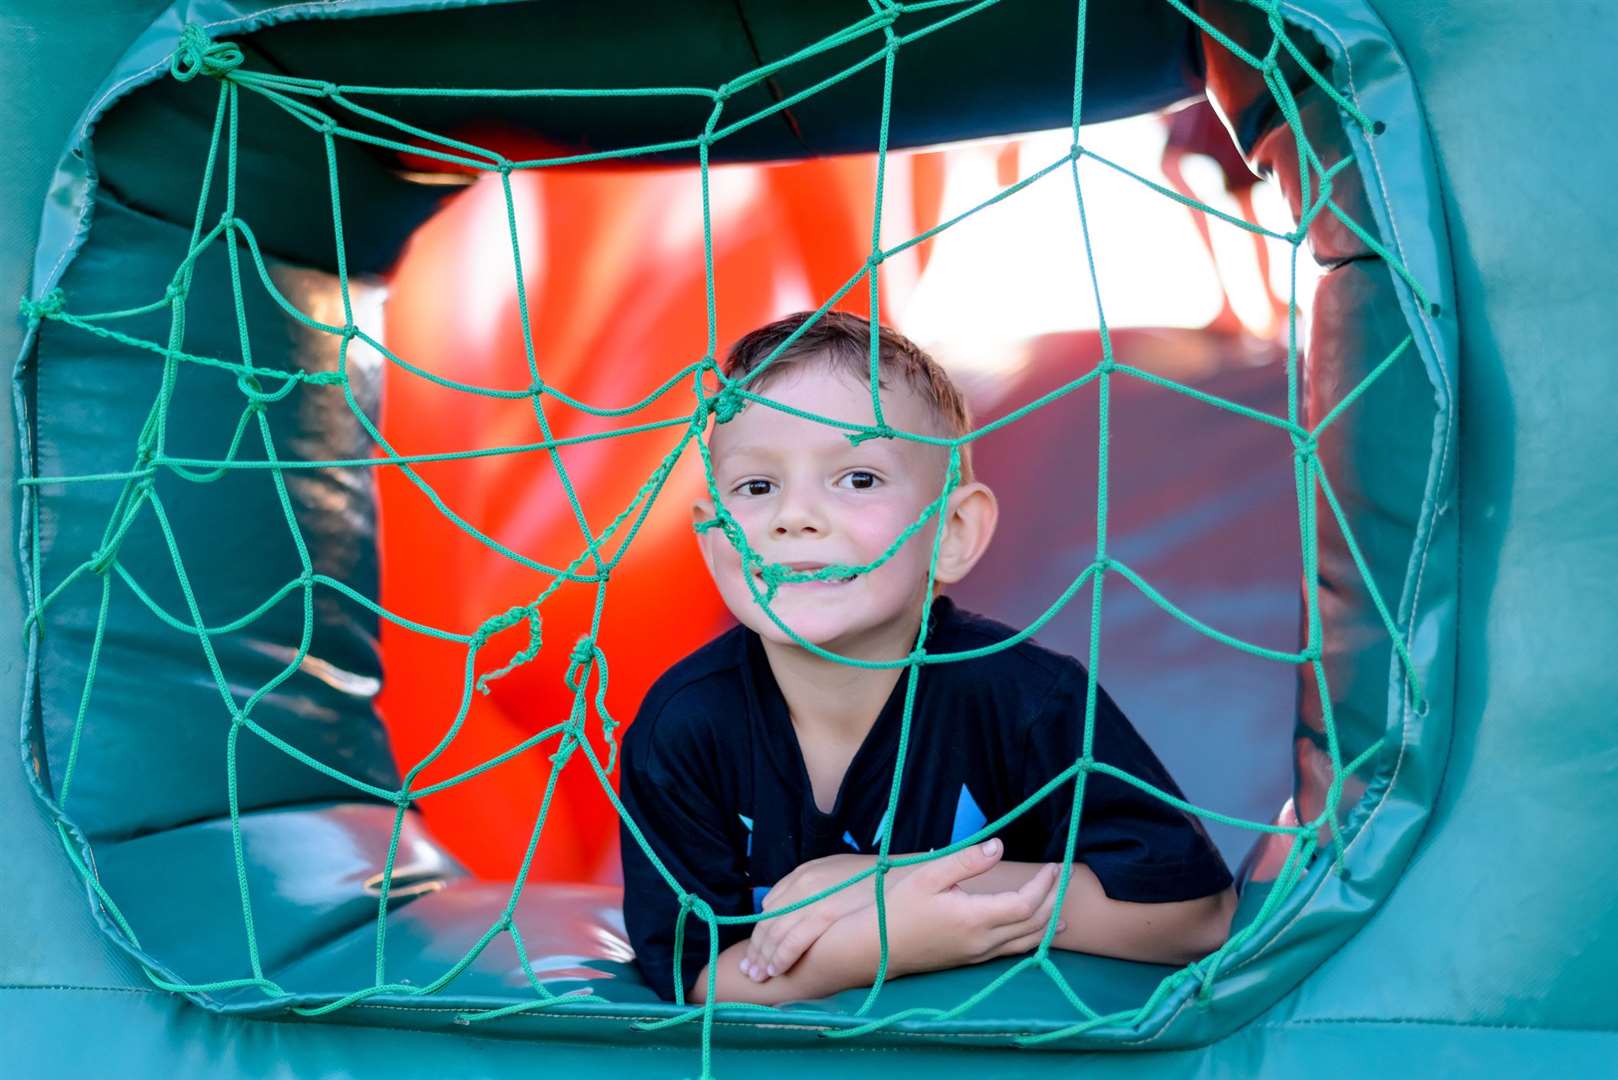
top-left (957, 858), bottom-right (1237, 966)
top-left (688, 915), bottom-right (882, 1005)
top-left (691, 840), bottom-right (1061, 1005)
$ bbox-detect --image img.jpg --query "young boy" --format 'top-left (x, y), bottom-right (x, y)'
top-left (619, 312), bottom-right (1235, 1005)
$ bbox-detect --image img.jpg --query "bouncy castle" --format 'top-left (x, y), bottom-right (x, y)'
top-left (4, 1), bottom-right (1615, 1076)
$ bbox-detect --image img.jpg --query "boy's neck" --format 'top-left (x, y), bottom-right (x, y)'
top-left (764, 641), bottom-right (903, 741)
top-left (758, 606), bottom-right (927, 740)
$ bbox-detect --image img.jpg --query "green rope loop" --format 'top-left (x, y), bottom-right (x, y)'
top-left (475, 606), bottom-right (543, 694)
top-left (170, 25), bottom-right (243, 83)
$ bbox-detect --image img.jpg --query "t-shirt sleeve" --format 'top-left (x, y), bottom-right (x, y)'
top-left (1007, 668), bottom-right (1233, 903)
top-left (618, 694), bottom-right (753, 1002)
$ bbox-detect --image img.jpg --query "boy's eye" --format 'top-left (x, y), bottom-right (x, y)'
top-left (737, 479), bottom-right (775, 497)
top-left (839, 471), bottom-right (880, 491)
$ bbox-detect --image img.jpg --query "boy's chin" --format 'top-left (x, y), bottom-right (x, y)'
top-left (741, 595), bottom-right (867, 647)
top-left (741, 596), bottom-right (915, 654)
top-left (747, 609), bottom-right (856, 650)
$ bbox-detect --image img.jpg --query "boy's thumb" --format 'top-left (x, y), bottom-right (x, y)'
top-left (937, 837), bottom-right (1003, 886)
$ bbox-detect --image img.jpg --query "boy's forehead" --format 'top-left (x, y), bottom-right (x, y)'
top-left (715, 363), bottom-right (941, 449)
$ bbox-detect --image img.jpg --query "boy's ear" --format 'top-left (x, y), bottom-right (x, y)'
top-left (931, 482), bottom-right (998, 587)
top-left (691, 496), bottom-right (720, 580)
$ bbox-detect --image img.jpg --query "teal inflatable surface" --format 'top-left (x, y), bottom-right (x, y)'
top-left (4, 1), bottom-right (1616, 1076)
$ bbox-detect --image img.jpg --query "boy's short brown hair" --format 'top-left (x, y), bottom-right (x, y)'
top-left (722, 311), bottom-right (974, 478)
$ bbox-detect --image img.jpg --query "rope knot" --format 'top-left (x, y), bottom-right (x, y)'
top-left (846, 423), bottom-right (895, 447)
top-left (170, 25), bottom-right (243, 83)
top-left (709, 384), bottom-right (744, 425)
top-left (867, 251), bottom-right (886, 267)
top-left (19, 289), bottom-right (65, 325)
top-left (569, 634), bottom-right (598, 668)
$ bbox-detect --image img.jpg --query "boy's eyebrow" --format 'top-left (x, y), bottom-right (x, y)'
top-left (717, 444), bottom-right (777, 460)
top-left (717, 439), bottom-right (905, 466)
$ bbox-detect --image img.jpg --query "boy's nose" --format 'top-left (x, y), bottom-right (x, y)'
top-left (770, 492), bottom-right (824, 537)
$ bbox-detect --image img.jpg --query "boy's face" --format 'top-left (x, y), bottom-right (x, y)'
top-left (694, 360), bottom-right (971, 658)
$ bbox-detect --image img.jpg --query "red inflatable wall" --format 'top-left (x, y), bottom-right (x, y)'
top-left (377, 151), bottom-right (943, 882)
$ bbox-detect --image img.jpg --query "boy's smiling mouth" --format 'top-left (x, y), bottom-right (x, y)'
top-left (753, 561), bottom-right (861, 588)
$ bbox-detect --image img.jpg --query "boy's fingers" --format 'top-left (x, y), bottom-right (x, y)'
top-left (763, 915), bottom-right (828, 977)
top-left (996, 867), bottom-right (1064, 950)
top-left (975, 862), bottom-right (1058, 927)
top-left (748, 910), bottom-right (797, 971)
top-left (759, 875), bottom-right (791, 912)
top-left (744, 919), bottom-right (781, 976)
top-left (923, 838), bottom-right (1004, 890)
top-left (994, 924), bottom-right (1054, 960)
top-left (1012, 865), bottom-right (1062, 936)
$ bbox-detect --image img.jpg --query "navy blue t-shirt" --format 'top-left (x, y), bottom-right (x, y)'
top-left (618, 596), bottom-right (1231, 1001)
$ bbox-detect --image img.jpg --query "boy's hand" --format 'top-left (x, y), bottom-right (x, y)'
top-left (743, 853), bottom-right (909, 982)
top-left (742, 839), bottom-right (1063, 983)
top-left (873, 839), bottom-right (1065, 980)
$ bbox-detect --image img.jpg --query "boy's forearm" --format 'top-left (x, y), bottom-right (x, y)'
top-left (962, 859), bottom-right (1236, 966)
top-left (689, 914), bottom-right (884, 1005)
top-left (686, 854), bottom-right (1235, 1005)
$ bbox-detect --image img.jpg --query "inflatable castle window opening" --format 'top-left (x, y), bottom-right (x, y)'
top-left (13, 1), bottom-right (1456, 1075)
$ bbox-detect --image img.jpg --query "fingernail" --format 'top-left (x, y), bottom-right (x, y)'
top-left (981, 838), bottom-right (1001, 857)
top-left (766, 964), bottom-right (777, 977)
top-left (1056, 921), bottom-right (1068, 932)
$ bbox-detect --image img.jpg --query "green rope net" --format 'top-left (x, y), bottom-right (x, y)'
top-left (19, 1), bottom-right (1435, 1075)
